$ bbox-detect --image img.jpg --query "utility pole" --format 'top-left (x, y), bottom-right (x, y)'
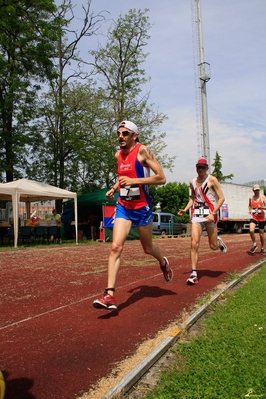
top-left (191, 0), bottom-right (211, 165)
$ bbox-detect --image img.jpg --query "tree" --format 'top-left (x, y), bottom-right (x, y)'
top-left (211, 151), bottom-right (234, 182)
top-left (28, 82), bottom-right (116, 193)
top-left (0, 0), bottom-right (59, 182)
top-left (26, 0), bottom-right (106, 200)
top-left (26, 7), bottom-right (175, 197)
top-left (149, 182), bottom-right (190, 223)
top-left (89, 8), bottom-right (175, 187)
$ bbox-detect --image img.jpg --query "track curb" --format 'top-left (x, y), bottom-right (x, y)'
top-left (102, 259), bottom-right (266, 399)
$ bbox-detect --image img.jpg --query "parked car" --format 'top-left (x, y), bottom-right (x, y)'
top-left (152, 212), bottom-right (187, 235)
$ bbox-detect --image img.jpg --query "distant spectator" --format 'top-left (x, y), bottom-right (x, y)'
top-left (88, 213), bottom-right (98, 241)
top-left (51, 209), bottom-right (61, 243)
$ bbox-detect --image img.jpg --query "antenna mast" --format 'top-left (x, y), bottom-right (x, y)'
top-left (191, 0), bottom-right (211, 165)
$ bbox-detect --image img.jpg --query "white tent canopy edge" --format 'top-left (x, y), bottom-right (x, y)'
top-left (0, 178), bottom-right (78, 248)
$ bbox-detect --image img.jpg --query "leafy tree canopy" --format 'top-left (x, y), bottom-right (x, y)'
top-left (90, 8), bottom-right (175, 174)
top-left (0, 0), bottom-right (60, 182)
top-left (149, 182), bottom-right (190, 223)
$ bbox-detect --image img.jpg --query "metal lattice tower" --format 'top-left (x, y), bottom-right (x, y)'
top-left (191, 0), bottom-right (211, 165)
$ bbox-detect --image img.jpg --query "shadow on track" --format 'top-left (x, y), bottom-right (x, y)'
top-left (182, 269), bottom-right (226, 282)
top-left (97, 285), bottom-right (177, 319)
top-left (2, 370), bottom-right (35, 399)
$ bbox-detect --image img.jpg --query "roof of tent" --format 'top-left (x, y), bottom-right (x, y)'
top-left (0, 178), bottom-right (78, 248)
top-left (66, 188), bottom-right (118, 207)
top-left (0, 178), bottom-right (77, 202)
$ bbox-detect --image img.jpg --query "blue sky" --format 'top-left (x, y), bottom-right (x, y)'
top-left (66, 0), bottom-right (266, 185)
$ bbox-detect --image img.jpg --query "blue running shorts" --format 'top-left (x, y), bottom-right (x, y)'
top-left (115, 202), bottom-right (152, 227)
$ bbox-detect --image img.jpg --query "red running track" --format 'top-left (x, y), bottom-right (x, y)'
top-left (0, 234), bottom-right (264, 399)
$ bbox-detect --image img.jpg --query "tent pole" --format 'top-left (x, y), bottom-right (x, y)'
top-left (74, 195), bottom-right (78, 245)
top-left (13, 193), bottom-right (19, 248)
top-left (26, 201), bottom-right (31, 220)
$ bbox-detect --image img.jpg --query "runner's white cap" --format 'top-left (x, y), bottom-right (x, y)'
top-left (118, 120), bottom-right (138, 134)
top-left (253, 184), bottom-right (260, 191)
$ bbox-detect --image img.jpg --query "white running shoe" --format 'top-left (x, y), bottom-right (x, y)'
top-left (250, 243), bottom-right (258, 254)
top-left (186, 274), bottom-right (198, 285)
top-left (217, 236), bottom-right (227, 253)
top-left (160, 257), bottom-right (173, 282)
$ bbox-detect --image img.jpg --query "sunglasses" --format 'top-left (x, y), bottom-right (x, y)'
top-left (197, 166), bottom-right (207, 169)
top-left (117, 130), bottom-right (131, 137)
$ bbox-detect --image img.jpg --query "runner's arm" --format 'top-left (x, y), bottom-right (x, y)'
top-left (208, 176), bottom-right (225, 215)
top-left (178, 182), bottom-right (194, 216)
top-left (106, 152), bottom-right (120, 199)
top-left (261, 195), bottom-right (266, 210)
top-left (248, 197), bottom-right (252, 214)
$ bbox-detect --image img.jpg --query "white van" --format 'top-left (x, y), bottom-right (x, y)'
top-left (152, 212), bottom-right (187, 235)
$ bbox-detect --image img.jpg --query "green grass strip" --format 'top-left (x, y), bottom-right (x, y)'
top-left (145, 265), bottom-right (266, 399)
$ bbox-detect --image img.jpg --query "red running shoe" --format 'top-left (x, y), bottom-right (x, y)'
top-left (160, 257), bottom-right (173, 282)
top-left (93, 290), bottom-right (117, 310)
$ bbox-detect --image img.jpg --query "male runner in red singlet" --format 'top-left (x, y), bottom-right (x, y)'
top-left (248, 184), bottom-right (266, 255)
top-left (93, 120), bottom-right (173, 310)
top-left (178, 158), bottom-right (227, 285)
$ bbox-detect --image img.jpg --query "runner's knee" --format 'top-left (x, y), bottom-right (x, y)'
top-left (191, 239), bottom-right (199, 251)
top-left (110, 242), bottom-right (123, 255)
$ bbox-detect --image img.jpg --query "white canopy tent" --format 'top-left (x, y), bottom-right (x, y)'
top-left (0, 178), bottom-right (78, 248)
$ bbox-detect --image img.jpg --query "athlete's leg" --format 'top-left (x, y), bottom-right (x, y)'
top-left (138, 222), bottom-right (165, 266)
top-left (249, 221), bottom-right (256, 246)
top-left (106, 217), bottom-right (132, 295)
top-left (206, 223), bottom-right (220, 250)
top-left (258, 228), bottom-right (265, 249)
top-left (190, 222), bottom-right (203, 270)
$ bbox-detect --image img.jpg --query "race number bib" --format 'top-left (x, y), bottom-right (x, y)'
top-left (194, 202), bottom-right (210, 217)
top-left (120, 186), bottom-right (140, 201)
top-left (252, 208), bottom-right (261, 215)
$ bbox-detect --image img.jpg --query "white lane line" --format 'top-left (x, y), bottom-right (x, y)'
top-left (0, 273), bottom-right (164, 331)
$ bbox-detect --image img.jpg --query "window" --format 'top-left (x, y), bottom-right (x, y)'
top-left (161, 215), bottom-right (171, 223)
top-left (153, 214), bottom-right (158, 222)
top-left (173, 216), bottom-right (180, 224)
